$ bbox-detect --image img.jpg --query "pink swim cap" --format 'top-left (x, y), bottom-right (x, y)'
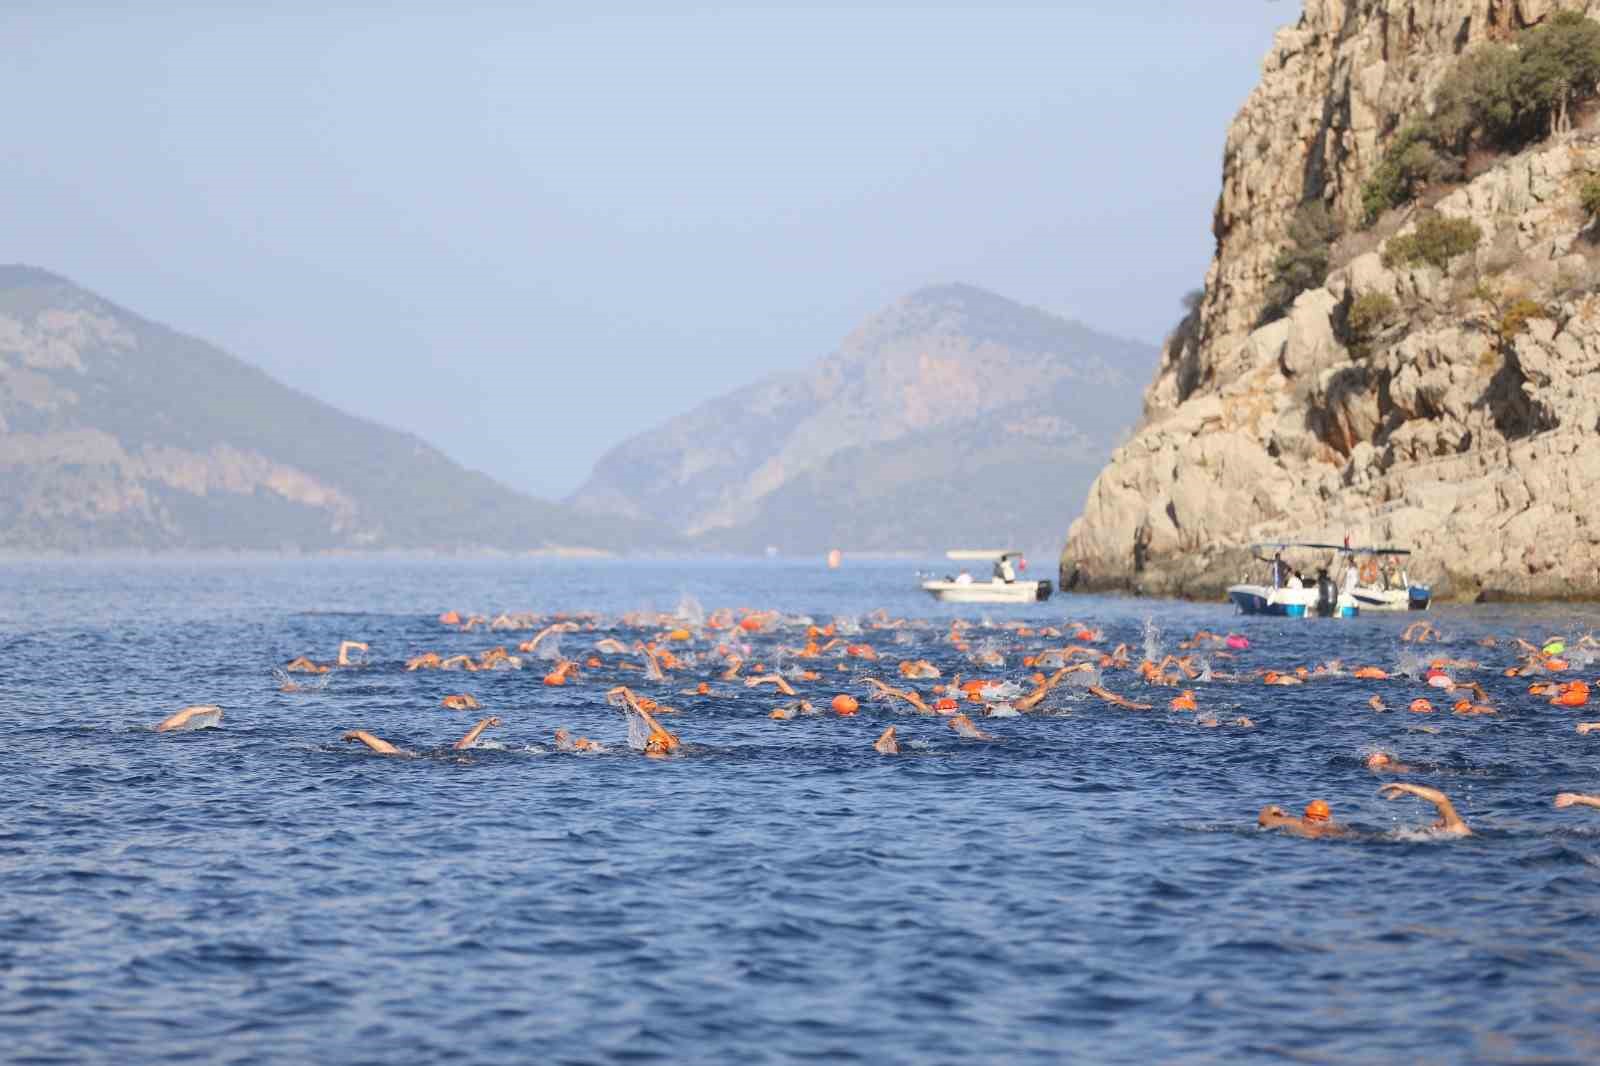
top-left (1226, 634), bottom-right (1249, 650)
top-left (1426, 670), bottom-right (1453, 689)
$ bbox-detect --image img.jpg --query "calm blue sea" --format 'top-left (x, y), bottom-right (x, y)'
top-left (3, 556), bottom-right (1599, 1065)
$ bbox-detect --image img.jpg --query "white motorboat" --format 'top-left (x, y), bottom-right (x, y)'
top-left (922, 550), bottom-right (1052, 603)
top-left (1228, 542), bottom-right (1359, 617)
top-left (1343, 547), bottom-right (1431, 611)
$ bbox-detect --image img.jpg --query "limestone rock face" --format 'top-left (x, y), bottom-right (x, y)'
top-left (1064, 0), bottom-right (1600, 601)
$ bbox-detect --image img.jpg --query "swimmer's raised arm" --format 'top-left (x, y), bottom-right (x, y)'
top-left (155, 705), bottom-right (222, 732)
top-left (454, 716), bottom-right (503, 751)
top-left (1554, 792), bottom-right (1600, 810)
top-left (342, 730), bottom-right (401, 755)
top-left (336, 640), bottom-right (369, 666)
top-left (1378, 783), bottom-right (1471, 836)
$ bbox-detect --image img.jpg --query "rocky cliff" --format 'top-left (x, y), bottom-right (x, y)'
top-left (1063, 0), bottom-right (1600, 601)
top-left (0, 266), bottom-right (673, 553)
top-left (570, 284), bottom-right (1156, 554)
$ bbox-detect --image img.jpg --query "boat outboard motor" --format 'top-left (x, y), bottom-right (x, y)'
top-left (1315, 569), bottom-right (1337, 617)
top-left (1035, 580), bottom-right (1054, 602)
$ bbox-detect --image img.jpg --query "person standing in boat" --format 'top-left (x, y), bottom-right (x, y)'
top-left (994, 556), bottom-right (1017, 583)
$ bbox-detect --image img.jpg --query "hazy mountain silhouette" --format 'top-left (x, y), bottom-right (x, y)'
top-left (571, 283), bottom-right (1156, 555)
top-left (0, 265), bottom-right (674, 552)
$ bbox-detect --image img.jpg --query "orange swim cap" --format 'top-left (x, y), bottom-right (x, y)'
top-left (831, 694), bottom-right (860, 716)
top-left (1304, 800), bottom-right (1331, 822)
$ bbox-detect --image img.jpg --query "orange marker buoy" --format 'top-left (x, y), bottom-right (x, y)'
top-left (439, 611), bottom-right (461, 625)
top-left (739, 616), bottom-right (764, 632)
top-left (831, 694), bottom-right (859, 716)
top-left (666, 628), bottom-right (692, 642)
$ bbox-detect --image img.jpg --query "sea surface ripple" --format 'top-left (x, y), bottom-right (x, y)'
top-left (3, 557), bottom-right (1600, 1065)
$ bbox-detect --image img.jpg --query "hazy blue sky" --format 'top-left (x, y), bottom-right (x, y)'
top-left (5, 2), bottom-right (1292, 498)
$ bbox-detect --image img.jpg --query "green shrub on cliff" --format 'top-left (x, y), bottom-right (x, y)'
top-left (1382, 214), bottom-right (1483, 271)
top-left (1517, 11), bottom-right (1600, 137)
top-left (1429, 43), bottom-right (1526, 151)
top-left (1261, 201), bottom-right (1340, 323)
top-left (1361, 124), bottom-right (1456, 224)
top-left (1498, 297), bottom-right (1546, 342)
top-left (1580, 174), bottom-right (1600, 221)
top-left (1343, 291), bottom-right (1397, 357)
top-left (1359, 14), bottom-right (1600, 226)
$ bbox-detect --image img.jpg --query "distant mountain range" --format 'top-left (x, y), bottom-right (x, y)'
top-left (0, 265), bottom-right (673, 553)
top-left (571, 283), bottom-right (1157, 557)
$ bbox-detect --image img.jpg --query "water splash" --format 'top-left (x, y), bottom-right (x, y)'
top-left (1142, 616), bottom-right (1165, 664)
top-left (1066, 668), bottom-right (1103, 689)
top-left (675, 595), bottom-right (706, 626)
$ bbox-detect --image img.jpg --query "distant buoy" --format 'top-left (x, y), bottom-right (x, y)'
top-left (827, 549), bottom-right (842, 569)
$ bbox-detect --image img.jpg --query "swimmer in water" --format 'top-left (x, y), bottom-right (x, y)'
top-left (453, 717), bottom-right (502, 751)
top-left (1377, 783), bottom-right (1471, 836)
top-left (1258, 799), bottom-right (1350, 839)
top-left (283, 656), bottom-right (329, 674)
top-left (553, 727), bottom-right (604, 753)
top-left (1401, 620), bottom-right (1441, 643)
top-left (873, 726), bottom-right (899, 754)
top-left (610, 686), bottom-right (681, 756)
top-left (441, 694), bottom-right (480, 711)
top-left (1554, 792), bottom-right (1600, 811)
top-left (342, 730), bottom-right (402, 756)
top-left (155, 705), bottom-right (222, 732)
top-left (336, 640), bottom-right (369, 666)
top-left (1365, 750), bottom-right (1413, 773)
top-left (948, 714), bottom-right (992, 739)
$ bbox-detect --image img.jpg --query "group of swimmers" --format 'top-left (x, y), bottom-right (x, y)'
top-left (150, 605), bottom-right (1600, 839)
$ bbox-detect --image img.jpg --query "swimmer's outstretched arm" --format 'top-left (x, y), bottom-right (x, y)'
top-left (744, 673), bottom-right (797, 696)
top-left (1554, 792), bottom-right (1600, 810)
top-left (1378, 783), bottom-right (1471, 835)
top-left (337, 640), bottom-right (370, 666)
top-left (862, 677), bottom-right (933, 715)
top-left (342, 730), bottom-right (401, 755)
top-left (1088, 685), bottom-right (1153, 711)
top-left (454, 717), bottom-right (503, 751)
top-left (155, 705), bottom-right (222, 732)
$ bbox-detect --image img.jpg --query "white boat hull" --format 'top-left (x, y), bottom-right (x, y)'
top-left (1349, 584), bottom-right (1431, 611)
top-left (1227, 584), bottom-right (1358, 618)
top-left (922, 579), bottom-right (1051, 604)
